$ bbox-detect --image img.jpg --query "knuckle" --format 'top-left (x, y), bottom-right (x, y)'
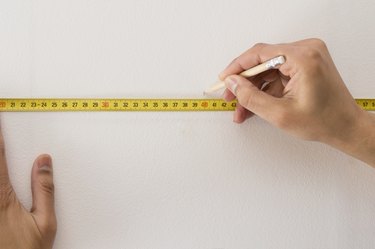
top-left (228, 57), bottom-right (240, 69)
top-left (39, 217), bottom-right (57, 235)
top-left (252, 42), bottom-right (266, 50)
top-left (0, 181), bottom-right (15, 207)
top-left (39, 179), bottom-right (55, 196)
top-left (299, 47), bottom-right (324, 74)
top-left (50, 219), bottom-right (57, 232)
top-left (300, 39), bottom-right (327, 63)
top-left (309, 38), bottom-right (327, 50)
top-left (47, 218), bottom-right (57, 233)
top-left (303, 47), bottom-right (322, 61)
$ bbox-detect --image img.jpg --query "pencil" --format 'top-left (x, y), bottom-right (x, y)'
top-left (204, 55), bottom-right (286, 95)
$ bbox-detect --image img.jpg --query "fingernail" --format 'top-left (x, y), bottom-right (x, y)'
top-left (39, 164), bottom-right (51, 173)
top-left (225, 77), bottom-right (238, 95)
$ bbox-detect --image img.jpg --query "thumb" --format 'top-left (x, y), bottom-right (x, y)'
top-left (31, 154), bottom-right (56, 232)
top-left (224, 75), bottom-right (285, 123)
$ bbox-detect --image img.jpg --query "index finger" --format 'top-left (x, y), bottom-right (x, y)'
top-left (219, 43), bottom-right (292, 80)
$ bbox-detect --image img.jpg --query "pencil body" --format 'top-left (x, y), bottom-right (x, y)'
top-left (204, 55), bottom-right (285, 95)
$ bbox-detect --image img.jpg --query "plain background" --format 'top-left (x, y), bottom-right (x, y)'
top-left (1, 1), bottom-right (375, 248)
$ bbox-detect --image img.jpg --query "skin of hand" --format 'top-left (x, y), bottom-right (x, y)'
top-left (0, 125), bottom-right (56, 248)
top-left (220, 38), bottom-right (375, 167)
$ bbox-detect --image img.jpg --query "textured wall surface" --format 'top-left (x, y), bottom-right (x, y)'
top-left (1, 1), bottom-right (375, 248)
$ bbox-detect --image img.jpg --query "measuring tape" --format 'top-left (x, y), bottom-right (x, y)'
top-left (0, 98), bottom-right (236, 112)
top-left (0, 98), bottom-right (374, 112)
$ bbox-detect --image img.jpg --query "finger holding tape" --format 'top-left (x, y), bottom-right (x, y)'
top-left (224, 75), bottom-right (287, 123)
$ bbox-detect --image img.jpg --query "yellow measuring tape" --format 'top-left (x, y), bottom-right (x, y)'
top-left (0, 98), bottom-right (236, 112)
top-left (0, 98), bottom-right (374, 112)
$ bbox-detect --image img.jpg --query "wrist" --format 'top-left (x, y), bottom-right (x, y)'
top-left (325, 109), bottom-right (375, 166)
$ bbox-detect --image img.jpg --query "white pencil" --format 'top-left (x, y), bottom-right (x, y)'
top-left (204, 55), bottom-right (286, 95)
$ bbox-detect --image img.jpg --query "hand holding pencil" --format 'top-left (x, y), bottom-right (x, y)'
top-left (216, 39), bottom-right (375, 167)
top-left (204, 55), bottom-right (286, 95)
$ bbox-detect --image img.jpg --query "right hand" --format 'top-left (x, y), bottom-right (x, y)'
top-left (220, 38), bottom-right (375, 166)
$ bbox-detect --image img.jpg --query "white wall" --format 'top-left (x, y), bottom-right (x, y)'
top-left (1, 1), bottom-right (375, 248)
